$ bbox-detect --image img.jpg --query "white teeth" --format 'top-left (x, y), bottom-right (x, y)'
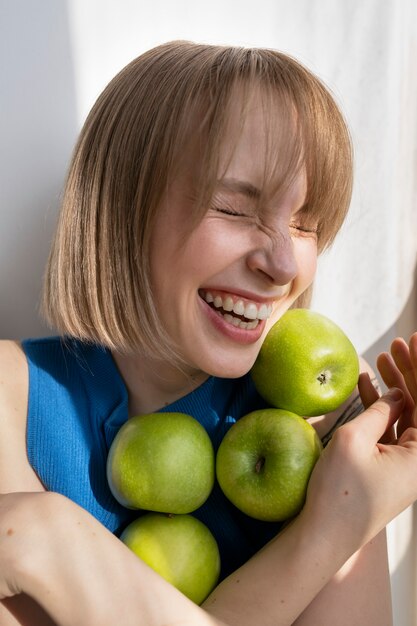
top-left (223, 296), bottom-right (234, 311)
top-left (201, 290), bottom-right (275, 326)
top-left (243, 302), bottom-right (258, 320)
top-left (211, 307), bottom-right (260, 329)
top-left (257, 304), bottom-right (268, 320)
top-left (233, 300), bottom-right (245, 316)
top-left (225, 314), bottom-right (243, 328)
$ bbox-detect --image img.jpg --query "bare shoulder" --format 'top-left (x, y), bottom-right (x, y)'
top-left (0, 340), bottom-right (28, 414)
top-left (0, 340), bottom-right (44, 492)
top-left (309, 356), bottom-right (378, 444)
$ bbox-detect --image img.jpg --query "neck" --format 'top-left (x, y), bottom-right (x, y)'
top-left (111, 350), bottom-right (209, 416)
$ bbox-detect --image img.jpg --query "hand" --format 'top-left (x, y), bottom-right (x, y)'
top-left (301, 386), bottom-right (417, 554)
top-left (376, 332), bottom-right (417, 437)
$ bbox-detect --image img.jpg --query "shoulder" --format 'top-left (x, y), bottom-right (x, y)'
top-left (0, 340), bottom-right (28, 421)
top-left (0, 340), bottom-right (44, 491)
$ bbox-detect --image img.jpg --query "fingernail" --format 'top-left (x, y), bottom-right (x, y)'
top-left (385, 388), bottom-right (403, 402)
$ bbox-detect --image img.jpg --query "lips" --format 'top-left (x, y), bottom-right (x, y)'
top-left (199, 289), bottom-right (276, 330)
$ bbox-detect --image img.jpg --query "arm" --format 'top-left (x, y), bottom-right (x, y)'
top-left (1, 388), bottom-right (413, 626)
top-left (293, 357), bottom-right (392, 626)
top-left (0, 470), bottom-right (394, 626)
top-left (0, 340), bottom-right (219, 626)
top-left (0, 341), bottom-right (44, 493)
top-left (0, 341), bottom-right (219, 626)
top-left (0, 492), bottom-right (225, 626)
top-left (292, 530), bottom-right (391, 626)
top-left (1, 340), bottom-right (417, 626)
top-left (0, 341), bottom-right (53, 626)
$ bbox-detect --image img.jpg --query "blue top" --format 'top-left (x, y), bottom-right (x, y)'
top-left (22, 336), bottom-right (283, 579)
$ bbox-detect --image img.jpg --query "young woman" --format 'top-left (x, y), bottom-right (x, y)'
top-left (1, 40), bottom-right (417, 626)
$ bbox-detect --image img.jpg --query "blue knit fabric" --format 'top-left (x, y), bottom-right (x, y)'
top-left (22, 336), bottom-right (282, 579)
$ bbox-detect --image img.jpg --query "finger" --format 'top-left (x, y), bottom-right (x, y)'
top-left (377, 351), bottom-right (415, 436)
top-left (358, 372), bottom-right (380, 409)
top-left (344, 387), bottom-right (404, 444)
top-left (397, 423), bottom-right (417, 447)
top-left (358, 372), bottom-right (397, 443)
top-left (409, 332), bottom-right (417, 375)
top-left (391, 337), bottom-right (417, 403)
top-left (377, 350), bottom-right (415, 406)
top-left (408, 334), bottom-right (417, 428)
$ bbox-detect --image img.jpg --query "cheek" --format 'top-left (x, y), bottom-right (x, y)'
top-left (150, 226), bottom-right (223, 309)
top-left (292, 238), bottom-right (318, 292)
top-left (176, 221), bottom-right (244, 277)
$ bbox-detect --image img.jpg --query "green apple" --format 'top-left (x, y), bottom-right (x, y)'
top-left (216, 408), bottom-right (322, 521)
top-left (107, 412), bottom-right (215, 514)
top-left (251, 309), bottom-right (359, 417)
top-left (121, 512), bottom-right (220, 605)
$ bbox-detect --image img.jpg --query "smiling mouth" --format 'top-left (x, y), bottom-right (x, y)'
top-left (199, 289), bottom-right (274, 330)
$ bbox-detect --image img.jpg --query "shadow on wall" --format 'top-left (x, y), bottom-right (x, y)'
top-left (363, 263), bottom-right (417, 375)
top-left (363, 264), bottom-right (417, 626)
top-left (0, 0), bottom-right (78, 340)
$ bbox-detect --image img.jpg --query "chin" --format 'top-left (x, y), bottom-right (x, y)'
top-left (201, 353), bottom-right (259, 380)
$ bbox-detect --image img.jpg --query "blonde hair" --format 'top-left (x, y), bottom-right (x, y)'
top-left (42, 40), bottom-right (353, 359)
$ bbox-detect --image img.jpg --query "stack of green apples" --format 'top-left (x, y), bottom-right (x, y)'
top-left (107, 412), bottom-right (220, 605)
top-left (107, 309), bottom-right (359, 603)
top-left (217, 309), bottom-right (359, 521)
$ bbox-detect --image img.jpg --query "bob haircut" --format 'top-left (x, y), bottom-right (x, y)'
top-left (42, 40), bottom-right (353, 360)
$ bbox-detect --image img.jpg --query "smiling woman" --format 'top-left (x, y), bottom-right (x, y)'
top-left (41, 41), bottom-right (352, 368)
top-left (2, 40), bottom-right (416, 626)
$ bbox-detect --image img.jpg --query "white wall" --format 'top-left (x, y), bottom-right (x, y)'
top-left (0, 0), bottom-right (79, 338)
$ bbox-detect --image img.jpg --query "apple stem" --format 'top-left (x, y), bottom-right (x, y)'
top-left (317, 370), bottom-right (331, 385)
top-left (255, 457), bottom-right (265, 474)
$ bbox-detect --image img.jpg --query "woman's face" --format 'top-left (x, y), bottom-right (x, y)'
top-left (149, 96), bottom-right (318, 379)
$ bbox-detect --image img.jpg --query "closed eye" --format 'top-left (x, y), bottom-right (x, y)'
top-left (290, 223), bottom-right (318, 235)
top-left (213, 207), bottom-right (249, 218)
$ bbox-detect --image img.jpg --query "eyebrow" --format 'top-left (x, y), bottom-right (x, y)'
top-left (216, 178), bottom-right (261, 200)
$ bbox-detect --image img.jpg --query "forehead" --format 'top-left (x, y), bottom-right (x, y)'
top-left (216, 90), bottom-right (306, 206)
top-left (219, 96), bottom-right (268, 183)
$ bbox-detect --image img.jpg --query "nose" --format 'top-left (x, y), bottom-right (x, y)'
top-left (246, 230), bottom-right (298, 286)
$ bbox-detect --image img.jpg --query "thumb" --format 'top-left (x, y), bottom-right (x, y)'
top-left (349, 387), bottom-right (404, 442)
